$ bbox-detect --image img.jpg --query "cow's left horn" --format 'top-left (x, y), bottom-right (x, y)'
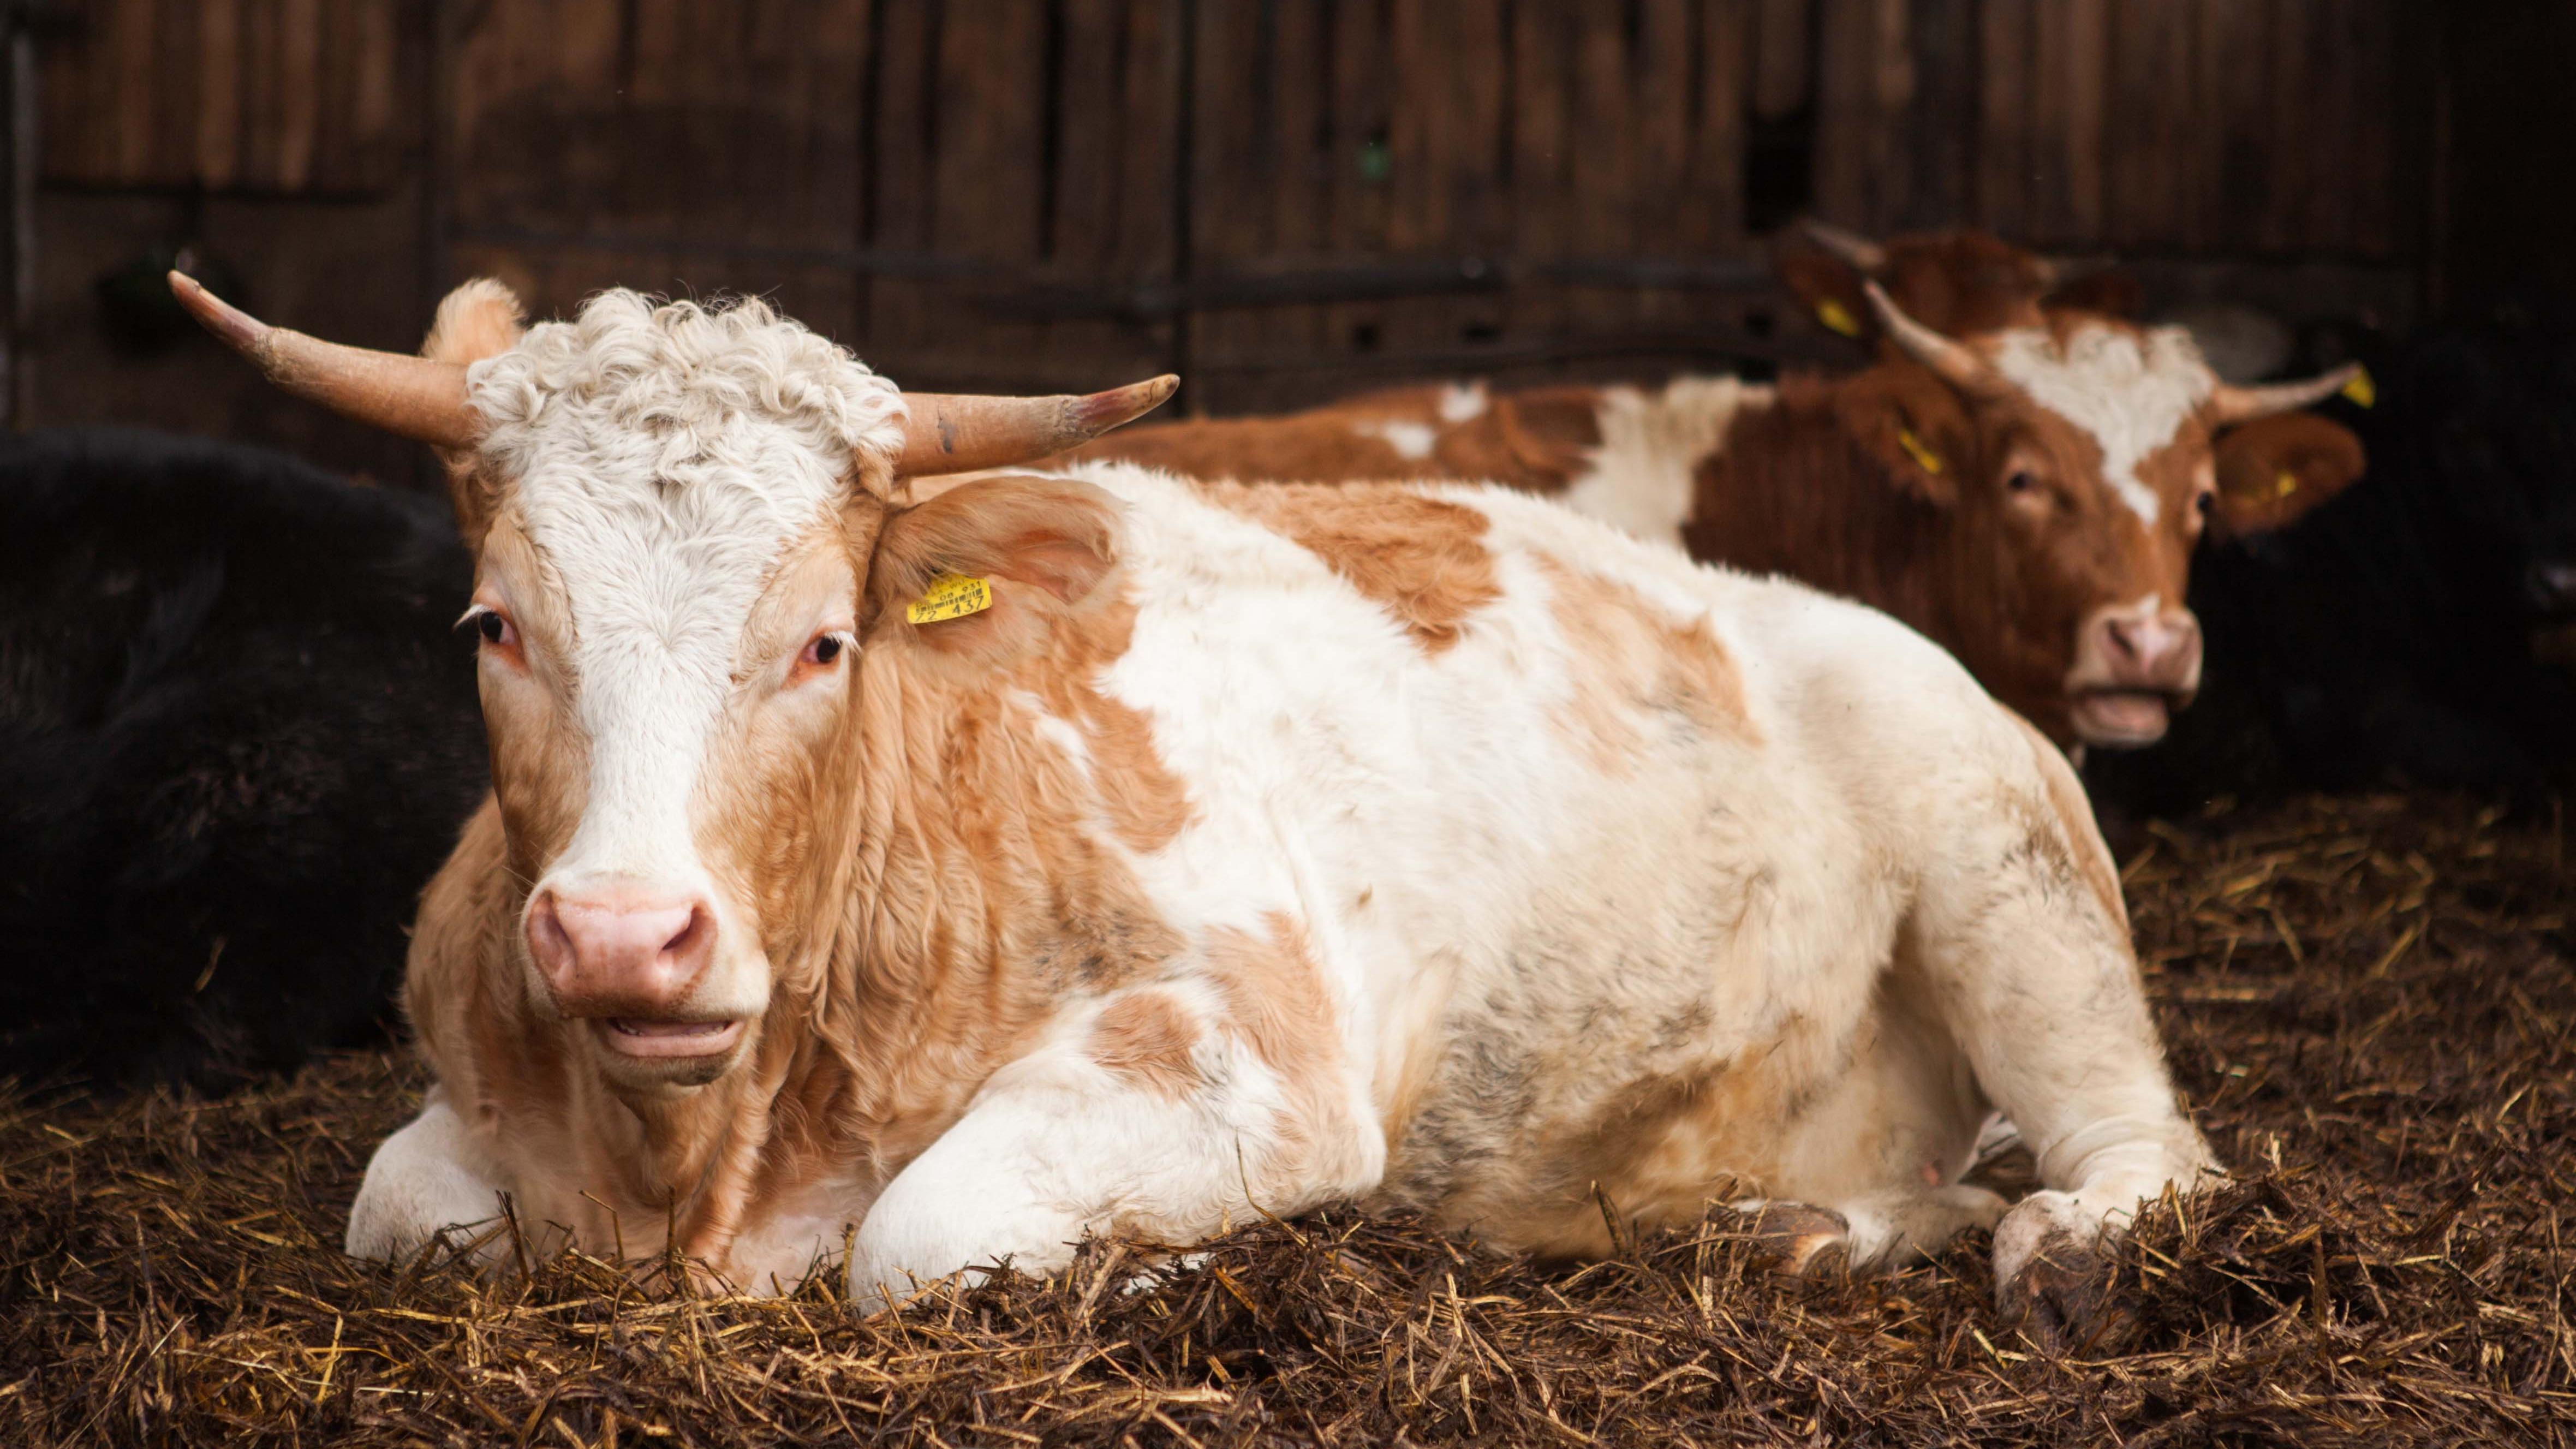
top-left (2208, 364), bottom-right (2362, 426)
top-left (1799, 218), bottom-right (1887, 272)
top-left (168, 272), bottom-right (481, 449)
top-left (894, 374), bottom-right (1179, 475)
top-left (1865, 281), bottom-right (2009, 398)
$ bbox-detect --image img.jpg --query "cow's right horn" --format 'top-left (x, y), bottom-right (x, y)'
top-left (1865, 281), bottom-right (2009, 398)
top-left (169, 272), bottom-right (481, 450)
top-left (894, 374), bottom-right (1179, 475)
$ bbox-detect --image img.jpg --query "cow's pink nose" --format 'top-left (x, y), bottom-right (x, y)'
top-left (2094, 610), bottom-right (2203, 691)
top-left (524, 887), bottom-right (714, 1015)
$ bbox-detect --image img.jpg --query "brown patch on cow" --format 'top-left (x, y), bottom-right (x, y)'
top-left (1092, 991), bottom-right (1204, 1099)
top-left (1204, 913), bottom-right (1360, 1191)
top-left (1061, 386), bottom-right (1457, 482)
top-left (1534, 555), bottom-right (1757, 769)
top-left (2004, 710), bottom-right (2128, 933)
top-left (1204, 481), bottom-right (1501, 652)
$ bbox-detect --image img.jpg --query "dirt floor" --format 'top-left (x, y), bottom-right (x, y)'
top-left (0, 791), bottom-right (2568, 1447)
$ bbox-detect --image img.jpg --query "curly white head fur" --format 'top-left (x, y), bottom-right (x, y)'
top-left (1989, 323), bottom-right (2215, 527)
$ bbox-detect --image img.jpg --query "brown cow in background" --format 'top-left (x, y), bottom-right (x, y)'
top-left (1064, 271), bottom-right (2362, 750)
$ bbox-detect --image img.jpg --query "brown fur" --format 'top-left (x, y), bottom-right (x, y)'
top-left (1203, 480), bottom-right (1502, 652)
top-left (1091, 992), bottom-right (1204, 1099)
top-left (1536, 556), bottom-right (1757, 770)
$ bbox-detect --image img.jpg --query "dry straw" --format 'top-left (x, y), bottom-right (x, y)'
top-left (1, 792), bottom-right (2568, 1446)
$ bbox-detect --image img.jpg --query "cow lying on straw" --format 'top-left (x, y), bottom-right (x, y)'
top-left (177, 273), bottom-right (2215, 1343)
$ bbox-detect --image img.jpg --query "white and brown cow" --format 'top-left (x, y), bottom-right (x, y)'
top-left (181, 274), bottom-right (2215, 1343)
top-left (1066, 285), bottom-right (2362, 752)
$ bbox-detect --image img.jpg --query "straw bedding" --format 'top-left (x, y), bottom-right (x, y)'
top-left (0, 791), bottom-right (2568, 1446)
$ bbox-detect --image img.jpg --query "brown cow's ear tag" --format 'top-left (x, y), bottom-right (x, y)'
top-left (1896, 426), bottom-right (1945, 475)
top-left (2273, 468), bottom-right (2299, 499)
top-left (1816, 297), bottom-right (1862, 337)
top-left (2340, 365), bottom-right (2376, 408)
top-left (907, 573), bottom-right (993, 624)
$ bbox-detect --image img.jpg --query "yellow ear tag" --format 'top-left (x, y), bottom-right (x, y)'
top-left (2274, 468), bottom-right (2298, 499)
top-left (1816, 297), bottom-right (1862, 337)
top-left (907, 573), bottom-right (993, 625)
top-left (2340, 366), bottom-right (2375, 408)
top-left (1897, 426), bottom-right (1945, 475)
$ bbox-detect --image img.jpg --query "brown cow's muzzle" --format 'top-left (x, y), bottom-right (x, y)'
top-left (524, 885), bottom-right (745, 1061)
top-left (2066, 602), bottom-right (2204, 748)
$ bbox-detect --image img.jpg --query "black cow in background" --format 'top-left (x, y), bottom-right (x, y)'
top-left (2088, 296), bottom-right (2576, 817)
top-left (0, 428), bottom-right (486, 1093)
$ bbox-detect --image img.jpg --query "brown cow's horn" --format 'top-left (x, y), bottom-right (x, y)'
top-left (1799, 218), bottom-right (1887, 273)
top-left (168, 272), bottom-right (481, 449)
top-left (2208, 364), bottom-right (2363, 427)
top-left (1865, 281), bottom-right (2007, 397)
top-left (894, 374), bottom-right (1179, 475)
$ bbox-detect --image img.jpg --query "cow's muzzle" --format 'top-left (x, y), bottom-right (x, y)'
top-left (524, 885), bottom-right (745, 1062)
top-left (2066, 603), bottom-right (2204, 748)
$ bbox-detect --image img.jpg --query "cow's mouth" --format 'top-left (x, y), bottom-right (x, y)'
top-left (594, 1017), bottom-right (746, 1059)
top-left (2068, 689), bottom-right (2174, 748)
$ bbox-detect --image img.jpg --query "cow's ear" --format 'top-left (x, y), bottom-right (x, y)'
top-left (2211, 413), bottom-right (2366, 536)
top-left (1484, 387), bottom-right (1604, 487)
top-left (1774, 245), bottom-right (1875, 348)
top-left (868, 473), bottom-right (1122, 661)
top-left (420, 279), bottom-right (527, 539)
top-left (1838, 366), bottom-right (1971, 504)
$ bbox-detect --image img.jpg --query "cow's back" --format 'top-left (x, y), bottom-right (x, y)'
top-left (1072, 463), bottom-right (2019, 1248)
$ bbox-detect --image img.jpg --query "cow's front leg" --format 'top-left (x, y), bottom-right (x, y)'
top-left (347, 1089), bottom-right (509, 1263)
top-left (849, 987), bottom-right (1381, 1309)
top-left (1915, 724), bottom-right (2220, 1346)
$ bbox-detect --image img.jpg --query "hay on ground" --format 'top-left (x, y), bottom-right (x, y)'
top-left (0, 792), bottom-right (2569, 1446)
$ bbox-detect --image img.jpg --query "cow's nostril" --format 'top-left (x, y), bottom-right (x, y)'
top-left (663, 905), bottom-right (712, 966)
top-left (526, 891), bottom-right (574, 976)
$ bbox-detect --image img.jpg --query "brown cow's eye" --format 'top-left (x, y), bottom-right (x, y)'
top-left (803, 634), bottom-right (844, 666)
top-left (2006, 470), bottom-right (2037, 494)
top-left (2195, 491), bottom-right (2217, 517)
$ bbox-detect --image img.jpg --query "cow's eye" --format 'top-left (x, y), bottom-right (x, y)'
top-left (2195, 490), bottom-right (2217, 518)
top-left (801, 634), bottom-right (845, 667)
top-left (463, 608), bottom-right (516, 648)
top-left (2005, 470), bottom-right (2037, 494)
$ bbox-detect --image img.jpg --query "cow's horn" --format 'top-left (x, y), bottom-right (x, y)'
top-left (2208, 364), bottom-right (2363, 427)
top-left (168, 272), bottom-right (481, 449)
top-left (894, 374), bottom-right (1179, 475)
top-left (1865, 281), bottom-right (2007, 397)
top-left (1800, 218), bottom-right (1887, 272)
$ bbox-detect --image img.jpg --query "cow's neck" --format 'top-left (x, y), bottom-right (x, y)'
top-left (1681, 376), bottom-right (1953, 644)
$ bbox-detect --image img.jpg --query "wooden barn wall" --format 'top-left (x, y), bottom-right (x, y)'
top-left (17, 0), bottom-right (2429, 471)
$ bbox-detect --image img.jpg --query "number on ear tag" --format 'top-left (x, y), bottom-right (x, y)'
top-left (907, 573), bottom-right (993, 624)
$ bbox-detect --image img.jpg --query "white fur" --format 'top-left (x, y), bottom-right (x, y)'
top-left (1988, 323), bottom-right (2215, 526)
top-left (1351, 418), bottom-right (1438, 461)
top-left (469, 291), bottom-right (905, 933)
top-left (1438, 382), bottom-right (1489, 422)
top-left (1558, 376), bottom-right (1770, 551)
top-left (365, 297), bottom-right (2213, 1323)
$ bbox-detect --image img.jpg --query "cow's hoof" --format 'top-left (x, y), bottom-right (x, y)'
top-left (1736, 1201), bottom-right (1851, 1275)
top-left (1993, 1191), bottom-right (2128, 1352)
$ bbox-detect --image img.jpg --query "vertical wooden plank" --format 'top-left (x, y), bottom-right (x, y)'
top-left (2344, 0), bottom-right (2398, 257)
top-left (1323, 0), bottom-right (1394, 374)
top-left (151, 0), bottom-right (204, 185)
top-left (1679, 0), bottom-right (1751, 252)
top-left (1813, 0), bottom-right (1909, 232)
top-left (2028, 0), bottom-right (2106, 245)
top-left (276, 0), bottom-right (321, 190)
top-left (2105, 0), bottom-right (2190, 247)
top-left (1634, 0), bottom-right (1693, 255)
top-left (2254, 0), bottom-right (2311, 253)
top-left (239, 0), bottom-right (283, 190)
top-left (1752, 0), bottom-right (1811, 119)
top-left (1901, 0), bottom-right (1976, 229)
top-left (2300, 0), bottom-right (2363, 252)
top-left (1266, 0), bottom-right (1330, 356)
top-left (107, 0), bottom-right (156, 181)
top-left (2197, 0), bottom-right (2268, 253)
top-left (863, 0), bottom-right (938, 359)
top-left (196, 0), bottom-right (243, 188)
top-left (1569, 3), bottom-right (1633, 330)
top-left (1508, 0), bottom-right (1572, 344)
top-left (1116, 0), bottom-right (1183, 290)
top-left (1976, 0), bottom-right (2032, 238)
top-left (1189, 0), bottom-right (1274, 385)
